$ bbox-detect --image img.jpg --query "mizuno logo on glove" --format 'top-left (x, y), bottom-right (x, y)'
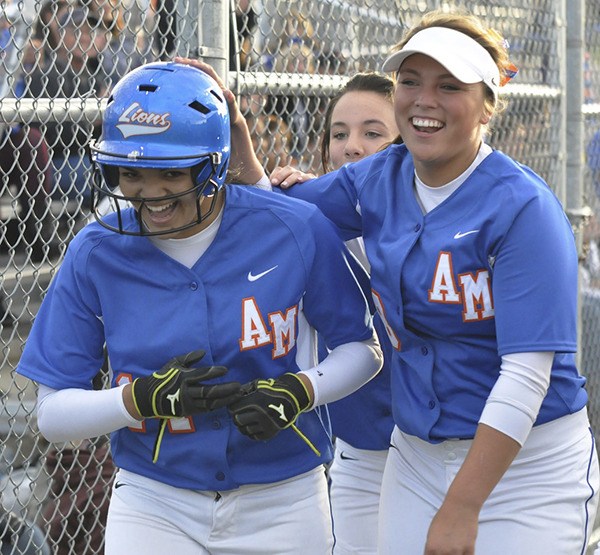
top-left (268, 403), bottom-right (288, 422)
top-left (228, 373), bottom-right (320, 456)
top-left (130, 349), bottom-right (242, 462)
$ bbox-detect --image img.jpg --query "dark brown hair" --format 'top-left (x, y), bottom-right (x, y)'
top-left (321, 72), bottom-right (400, 173)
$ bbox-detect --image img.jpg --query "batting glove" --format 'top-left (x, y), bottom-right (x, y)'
top-left (229, 373), bottom-right (320, 456)
top-left (131, 349), bottom-right (242, 419)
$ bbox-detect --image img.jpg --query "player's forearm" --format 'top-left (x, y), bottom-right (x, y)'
top-left (441, 353), bottom-right (552, 512)
top-left (37, 383), bottom-right (140, 443)
top-left (230, 118), bottom-right (266, 184)
top-left (442, 423), bottom-right (520, 512)
top-left (299, 334), bottom-right (383, 407)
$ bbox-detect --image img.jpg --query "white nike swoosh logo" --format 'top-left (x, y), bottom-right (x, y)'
top-left (247, 265), bottom-right (279, 282)
top-left (453, 230), bottom-right (479, 239)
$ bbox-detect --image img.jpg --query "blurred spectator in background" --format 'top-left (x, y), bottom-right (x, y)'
top-left (584, 128), bottom-right (600, 289)
top-left (584, 51), bottom-right (595, 105)
top-left (260, 8), bottom-right (317, 72)
top-left (0, 509), bottom-right (51, 555)
top-left (25, 6), bottom-right (109, 202)
top-left (0, 3), bottom-right (59, 270)
top-left (0, 125), bottom-right (59, 263)
top-left (264, 19), bottom-right (319, 166)
top-left (230, 0), bottom-right (259, 71)
top-left (588, 128), bottom-right (600, 199)
top-left (246, 112), bottom-right (297, 174)
top-left (0, 19), bottom-right (49, 336)
top-left (43, 438), bottom-right (115, 555)
top-left (317, 47), bottom-right (348, 76)
top-left (272, 38), bottom-right (317, 74)
top-left (154, 0), bottom-right (176, 60)
top-left (282, 9), bottom-right (316, 51)
top-left (261, 9), bottom-right (322, 168)
top-left (82, 0), bottom-right (153, 86)
top-left (580, 129), bottom-right (600, 467)
top-left (29, 0), bottom-right (68, 69)
top-left (239, 92), bottom-right (267, 118)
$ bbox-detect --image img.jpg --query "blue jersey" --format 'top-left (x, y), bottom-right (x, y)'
top-left (17, 185), bottom-right (375, 490)
top-left (283, 144), bottom-right (586, 442)
top-left (327, 314), bottom-right (394, 450)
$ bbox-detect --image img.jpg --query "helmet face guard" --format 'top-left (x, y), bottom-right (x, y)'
top-left (89, 150), bottom-right (223, 237)
top-left (89, 61), bottom-right (231, 236)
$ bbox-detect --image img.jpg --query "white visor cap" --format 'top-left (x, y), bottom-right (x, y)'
top-left (382, 27), bottom-right (501, 100)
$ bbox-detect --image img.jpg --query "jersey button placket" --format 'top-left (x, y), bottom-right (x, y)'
top-left (189, 281), bottom-right (199, 291)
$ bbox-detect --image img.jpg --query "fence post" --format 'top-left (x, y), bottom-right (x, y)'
top-left (565, 0), bottom-right (589, 369)
top-left (196, 0), bottom-right (230, 86)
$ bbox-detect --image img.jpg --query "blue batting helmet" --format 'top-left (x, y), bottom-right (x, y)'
top-left (89, 61), bottom-right (231, 235)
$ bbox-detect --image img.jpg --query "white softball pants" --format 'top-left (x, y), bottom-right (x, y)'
top-left (328, 439), bottom-right (388, 555)
top-left (105, 465), bottom-right (333, 555)
top-left (378, 409), bottom-right (599, 555)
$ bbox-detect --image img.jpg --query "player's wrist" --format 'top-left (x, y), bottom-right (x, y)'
top-left (123, 383), bottom-right (144, 421)
top-left (131, 377), bottom-right (158, 418)
top-left (280, 373), bottom-right (312, 412)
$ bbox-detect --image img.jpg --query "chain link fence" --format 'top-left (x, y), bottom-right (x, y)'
top-left (0, 0), bottom-right (598, 552)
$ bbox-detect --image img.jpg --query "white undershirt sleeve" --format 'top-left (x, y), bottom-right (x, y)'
top-left (37, 383), bottom-right (140, 443)
top-left (254, 174), bottom-right (272, 190)
top-left (478, 351), bottom-right (553, 446)
top-left (299, 334), bottom-right (383, 407)
top-left (37, 333), bottom-right (382, 441)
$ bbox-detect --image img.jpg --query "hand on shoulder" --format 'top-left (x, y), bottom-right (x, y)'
top-left (270, 165), bottom-right (318, 189)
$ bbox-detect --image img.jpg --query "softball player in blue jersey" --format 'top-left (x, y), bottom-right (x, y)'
top-left (271, 10), bottom-right (600, 555)
top-left (15, 62), bottom-right (383, 555)
top-left (271, 72), bottom-right (399, 555)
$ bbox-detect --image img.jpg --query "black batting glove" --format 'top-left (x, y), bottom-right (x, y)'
top-left (228, 373), bottom-right (312, 441)
top-left (131, 350), bottom-right (242, 418)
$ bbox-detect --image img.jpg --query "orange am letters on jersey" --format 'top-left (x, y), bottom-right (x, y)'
top-left (429, 252), bottom-right (495, 321)
top-left (239, 297), bottom-right (298, 357)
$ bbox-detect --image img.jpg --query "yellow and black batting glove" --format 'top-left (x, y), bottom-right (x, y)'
top-left (132, 349), bottom-right (242, 418)
top-left (228, 373), bottom-right (320, 456)
top-left (132, 350), bottom-right (242, 463)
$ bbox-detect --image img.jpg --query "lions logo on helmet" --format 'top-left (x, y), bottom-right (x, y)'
top-left (89, 61), bottom-right (230, 236)
top-left (115, 102), bottom-right (172, 138)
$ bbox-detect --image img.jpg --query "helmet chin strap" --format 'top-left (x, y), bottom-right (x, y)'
top-left (196, 185), bottom-right (224, 227)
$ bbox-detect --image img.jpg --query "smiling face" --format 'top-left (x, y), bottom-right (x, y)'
top-left (117, 166), bottom-right (219, 239)
top-left (328, 90), bottom-right (398, 171)
top-left (394, 53), bottom-right (491, 186)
